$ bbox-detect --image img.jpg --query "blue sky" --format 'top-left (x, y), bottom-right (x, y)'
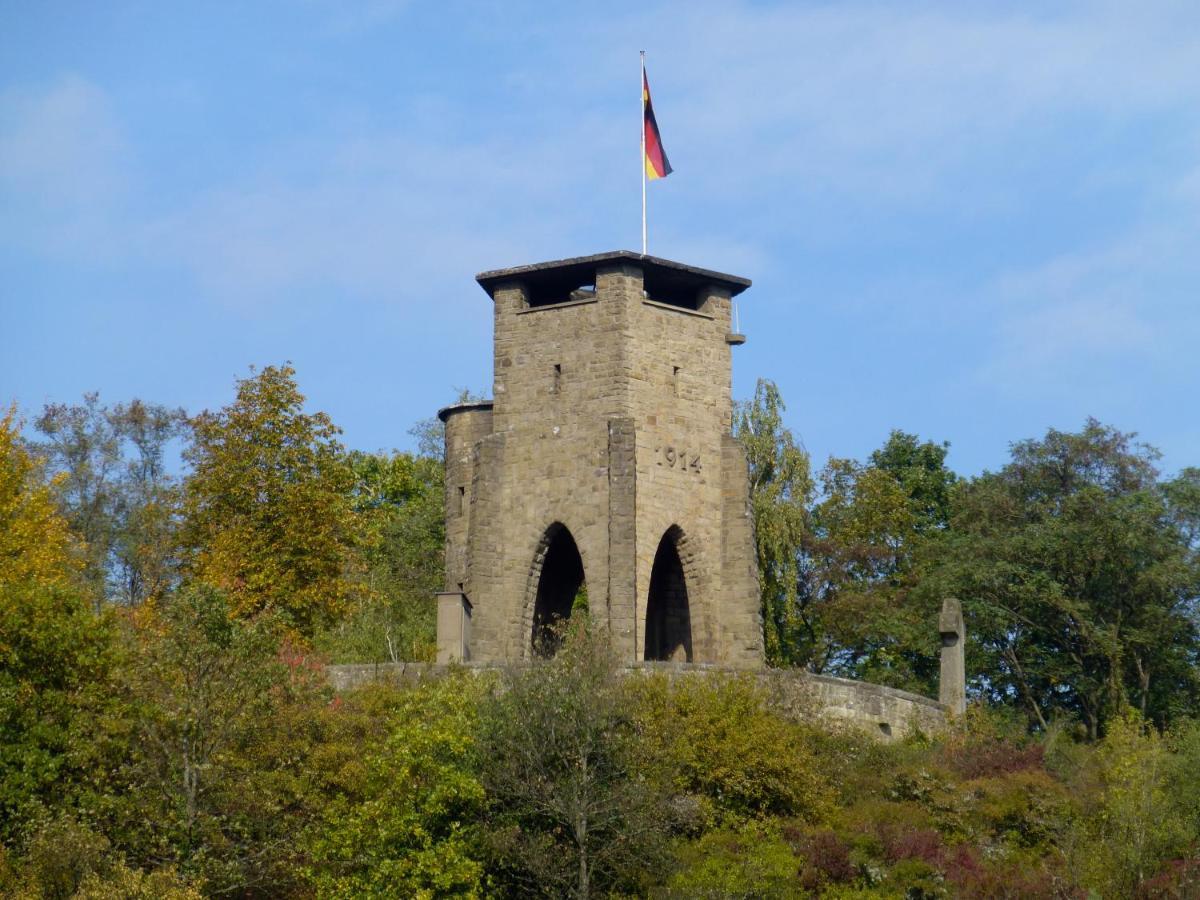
top-left (3, 1), bottom-right (1198, 477)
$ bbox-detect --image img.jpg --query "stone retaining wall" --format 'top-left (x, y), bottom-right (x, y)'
top-left (324, 662), bottom-right (947, 740)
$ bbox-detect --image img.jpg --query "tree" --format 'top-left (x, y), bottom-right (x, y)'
top-left (868, 431), bottom-right (957, 533)
top-left (478, 625), bottom-right (670, 898)
top-left (918, 420), bottom-right (1200, 735)
top-left (95, 585), bottom-right (324, 895)
top-left (734, 380), bottom-right (813, 666)
top-left (314, 449), bottom-right (444, 663)
top-left (181, 364), bottom-right (364, 634)
top-left (0, 405), bottom-right (79, 591)
top-left (408, 387), bottom-right (487, 461)
top-left (734, 384), bottom-right (956, 684)
top-left (627, 673), bottom-right (832, 827)
top-left (1070, 711), bottom-right (1197, 895)
top-left (0, 407), bottom-right (113, 844)
top-left (805, 431), bottom-right (957, 691)
top-left (35, 395), bottom-right (187, 607)
top-left (307, 675), bottom-right (486, 898)
top-left (0, 579), bottom-right (112, 845)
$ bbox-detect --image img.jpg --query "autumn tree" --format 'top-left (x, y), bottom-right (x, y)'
top-left (0, 406), bottom-right (79, 590)
top-left (181, 365), bottom-right (363, 634)
top-left (0, 406), bottom-right (111, 842)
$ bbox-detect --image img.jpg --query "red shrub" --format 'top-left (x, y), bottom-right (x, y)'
top-left (1137, 857), bottom-right (1200, 899)
top-left (806, 830), bottom-right (855, 882)
top-left (883, 827), bottom-right (944, 866)
top-left (945, 739), bottom-right (1046, 780)
top-left (945, 844), bottom-right (1074, 899)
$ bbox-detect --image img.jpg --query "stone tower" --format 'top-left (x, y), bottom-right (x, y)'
top-left (436, 251), bottom-right (762, 668)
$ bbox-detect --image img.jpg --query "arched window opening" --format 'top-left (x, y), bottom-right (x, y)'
top-left (531, 525), bottom-right (586, 657)
top-left (644, 528), bottom-right (692, 662)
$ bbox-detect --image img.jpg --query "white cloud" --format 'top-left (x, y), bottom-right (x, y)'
top-left (974, 218), bottom-right (1200, 395)
top-left (0, 74), bottom-right (127, 204)
top-left (6, 1), bottom-right (1200, 322)
top-left (0, 75), bottom-right (133, 262)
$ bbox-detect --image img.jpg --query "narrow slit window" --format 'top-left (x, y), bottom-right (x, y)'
top-left (553, 363), bottom-right (562, 394)
top-left (672, 366), bottom-right (681, 397)
top-left (457, 485), bottom-right (466, 516)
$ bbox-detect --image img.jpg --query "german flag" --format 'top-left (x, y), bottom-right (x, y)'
top-left (643, 69), bottom-right (673, 181)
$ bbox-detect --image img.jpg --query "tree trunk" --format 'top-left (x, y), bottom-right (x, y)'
top-left (1004, 646), bottom-right (1048, 731)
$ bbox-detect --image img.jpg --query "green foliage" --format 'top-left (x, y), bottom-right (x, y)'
top-left (734, 379), bottom-right (813, 666)
top-left (808, 440), bottom-right (948, 692)
top-left (35, 395), bottom-right (187, 607)
top-left (478, 625), bottom-right (670, 898)
top-left (734, 386), bottom-right (958, 686)
top-left (71, 863), bottom-right (202, 900)
top-left (10, 373), bottom-right (1200, 896)
top-left (0, 580), bottom-right (112, 844)
top-left (181, 364), bottom-right (364, 634)
top-left (307, 675), bottom-right (486, 899)
top-left (629, 673), bottom-right (832, 826)
top-left (92, 584), bottom-right (323, 895)
top-left (314, 449), bottom-right (443, 663)
top-left (1069, 710), bottom-right (1198, 896)
top-left (2, 814), bottom-right (113, 900)
top-left (867, 432), bottom-right (957, 533)
top-left (918, 419), bottom-right (1200, 734)
top-left (664, 823), bottom-right (799, 899)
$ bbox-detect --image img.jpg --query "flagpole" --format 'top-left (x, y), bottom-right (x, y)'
top-left (640, 50), bottom-right (647, 256)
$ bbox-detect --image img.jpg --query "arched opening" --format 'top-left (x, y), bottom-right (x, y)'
top-left (644, 527), bottom-right (692, 662)
top-left (530, 524), bottom-right (586, 657)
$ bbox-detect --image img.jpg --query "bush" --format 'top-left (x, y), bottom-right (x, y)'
top-left (1069, 710), bottom-right (1195, 896)
top-left (628, 673), bottom-right (833, 826)
top-left (306, 674), bottom-right (487, 899)
top-left (664, 824), bottom-right (799, 899)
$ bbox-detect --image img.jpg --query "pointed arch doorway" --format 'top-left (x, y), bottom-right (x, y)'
top-left (644, 526), bottom-right (693, 662)
top-left (530, 523), bottom-right (586, 657)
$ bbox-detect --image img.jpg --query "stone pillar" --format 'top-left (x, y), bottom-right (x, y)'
top-left (939, 597), bottom-right (966, 715)
top-left (607, 417), bottom-right (638, 661)
top-left (436, 591), bottom-right (472, 664)
top-left (719, 433), bottom-right (764, 667)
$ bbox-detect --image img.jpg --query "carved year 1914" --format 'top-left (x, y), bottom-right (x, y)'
top-left (655, 446), bottom-right (701, 473)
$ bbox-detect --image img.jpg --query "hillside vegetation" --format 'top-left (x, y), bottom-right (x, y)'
top-left (2, 366), bottom-right (1198, 897)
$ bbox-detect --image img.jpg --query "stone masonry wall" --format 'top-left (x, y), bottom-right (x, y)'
top-left (624, 277), bottom-right (762, 667)
top-left (324, 662), bottom-right (947, 740)
top-left (472, 273), bottom-right (631, 660)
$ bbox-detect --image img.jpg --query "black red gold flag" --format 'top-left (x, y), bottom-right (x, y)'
top-left (643, 70), bottom-right (673, 181)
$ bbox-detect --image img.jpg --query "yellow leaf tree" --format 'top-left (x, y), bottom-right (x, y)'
top-left (180, 366), bottom-right (364, 634)
top-left (0, 405), bottom-right (79, 589)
